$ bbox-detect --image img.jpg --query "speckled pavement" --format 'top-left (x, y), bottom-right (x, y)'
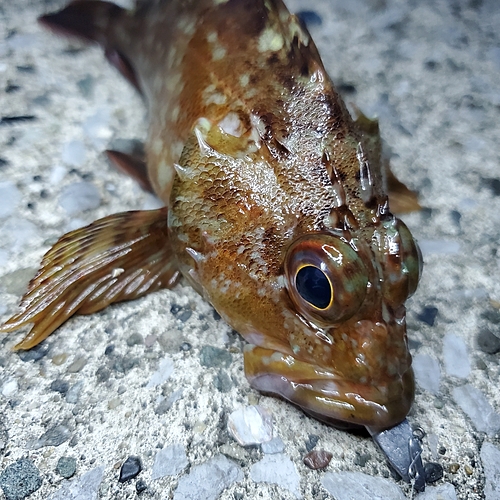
top-left (1, 0), bottom-right (500, 499)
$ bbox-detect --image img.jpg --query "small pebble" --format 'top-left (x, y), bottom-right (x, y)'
top-left (442, 333), bottom-right (470, 379)
top-left (66, 381), bottom-right (83, 404)
top-left (144, 335), bottom-right (157, 347)
top-left (113, 355), bottom-right (140, 374)
top-left (49, 466), bottom-right (104, 500)
top-left (219, 443), bottom-right (249, 462)
top-left (0, 181), bottom-right (21, 218)
top-left (481, 442), bottom-right (500, 499)
top-left (296, 10), bottom-right (322, 27)
top-left (199, 346), bottom-right (232, 368)
top-left (76, 75), bottom-right (95, 98)
top-left (250, 454), bottom-right (301, 499)
top-left (0, 458), bottom-right (42, 500)
top-left (136, 479), bottom-right (147, 494)
top-left (108, 397), bottom-right (121, 410)
top-left (56, 456), bottom-right (77, 479)
top-left (104, 345), bottom-right (115, 356)
top-left (353, 452), bottom-right (371, 467)
top-left (476, 328), bottom-right (500, 354)
top-left (417, 306), bottom-right (439, 326)
top-left (303, 449), bottom-right (333, 470)
top-left (154, 389), bottom-right (183, 416)
top-left (424, 462), bottom-right (444, 483)
top-left (412, 354), bottom-right (441, 395)
top-left (146, 356), bottom-right (174, 388)
top-left (51, 353), bottom-right (69, 366)
top-left (464, 465), bottom-right (473, 476)
top-left (119, 456), bottom-right (142, 483)
top-left (1, 267), bottom-right (37, 296)
top-left (59, 181), bottom-right (101, 215)
top-left (50, 379), bottom-right (69, 395)
top-left (416, 482), bottom-right (457, 500)
top-left (214, 370), bottom-right (232, 393)
top-left (66, 356), bottom-right (87, 373)
top-left (126, 332), bottom-right (143, 347)
top-left (322, 471), bottom-right (405, 500)
top-left (305, 434), bottom-right (320, 452)
top-left (151, 443), bottom-right (188, 479)
top-left (1, 379), bottom-right (18, 398)
top-left (179, 342), bottom-right (192, 351)
top-left (452, 384), bottom-right (500, 436)
top-left (95, 366), bottom-right (111, 383)
top-left (448, 463), bottom-right (460, 474)
top-left (18, 343), bottom-right (50, 363)
top-left (174, 454), bottom-right (243, 500)
top-left (227, 405), bottom-right (273, 446)
top-left (32, 423), bottom-right (71, 449)
top-left (262, 437), bottom-right (285, 454)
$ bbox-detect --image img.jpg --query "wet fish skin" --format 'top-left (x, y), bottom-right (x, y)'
top-left (1, 0), bottom-right (422, 431)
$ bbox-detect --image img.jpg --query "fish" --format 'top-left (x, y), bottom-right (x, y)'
top-left (1, 0), bottom-right (422, 436)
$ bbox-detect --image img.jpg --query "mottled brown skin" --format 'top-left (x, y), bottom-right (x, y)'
top-left (1, 0), bottom-right (422, 430)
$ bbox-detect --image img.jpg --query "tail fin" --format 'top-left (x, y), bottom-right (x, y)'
top-left (39, 1), bottom-right (142, 92)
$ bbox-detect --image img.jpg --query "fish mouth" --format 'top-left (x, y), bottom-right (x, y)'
top-left (244, 345), bottom-right (414, 430)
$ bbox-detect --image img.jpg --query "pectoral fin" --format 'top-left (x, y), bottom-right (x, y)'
top-left (105, 149), bottom-right (154, 193)
top-left (1, 208), bottom-right (179, 350)
top-left (385, 166), bottom-right (421, 214)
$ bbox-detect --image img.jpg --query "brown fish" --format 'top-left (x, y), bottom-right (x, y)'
top-left (1, 0), bottom-right (421, 433)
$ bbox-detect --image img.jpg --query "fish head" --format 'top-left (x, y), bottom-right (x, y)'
top-left (169, 119), bottom-right (422, 430)
top-left (258, 218), bottom-right (422, 430)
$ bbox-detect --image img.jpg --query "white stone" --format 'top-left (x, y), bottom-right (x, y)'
top-left (412, 353), bottom-right (441, 394)
top-left (0, 217), bottom-right (40, 253)
top-left (415, 482), bottom-right (457, 500)
top-left (452, 384), bottom-right (500, 436)
top-left (443, 333), bottom-right (470, 379)
top-left (48, 466), bottom-right (105, 500)
top-left (250, 453), bottom-right (301, 499)
top-left (321, 471), bottom-right (405, 500)
top-left (262, 436), bottom-right (285, 454)
top-left (1, 378), bottom-right (18, 397)
top-left (83, 109), bottom-right (112, 148)
top-left (173, 454), bottom-right (243, 500)
top-left (61, 140), bottom-right (86, 167)
top-left (481, 442), bottom-right (500, 500)
top-left (0, 182), bottom-right (21, 218)
top-left (58, 182), bottom-right (101, 215)
top-left (49, 165), bottom-right (67, 184)
top-left (227, 405), bottom-right (273, 446)
top-left (418, 240), bottom-right (461, 255)
top-left (146, 356), bottom-right (174, 388)
top-left (152, 443), bottom-right (188, 479)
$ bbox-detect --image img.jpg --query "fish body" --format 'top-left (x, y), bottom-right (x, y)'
top-left (1, 0), bottom-right (422, 432)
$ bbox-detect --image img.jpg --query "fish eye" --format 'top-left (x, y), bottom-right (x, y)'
top-left (285, 234), bottom-right (369, 326)
top-left (295, 265), bottom-right (333, 310)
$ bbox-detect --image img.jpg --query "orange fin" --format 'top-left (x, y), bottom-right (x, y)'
top-left (38, 1), bottom-right (142, 93)
top-left (353, 107), bottom-right (420, 214)
top-left (106, 149), bottom-right (153, 193)
top-left (386, 166), bottom-right (421, 214)
top-left (0, 208), bottom-right (179, 350)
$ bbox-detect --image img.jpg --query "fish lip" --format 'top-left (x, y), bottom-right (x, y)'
top-left (246, 359), bottom-right (415, 429)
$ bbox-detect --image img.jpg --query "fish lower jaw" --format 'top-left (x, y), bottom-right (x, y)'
top-left (244, 345), bottom-right (414, 430)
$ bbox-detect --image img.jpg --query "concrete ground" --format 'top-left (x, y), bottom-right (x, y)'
top-left (1, 0), bottom-right (499, 499)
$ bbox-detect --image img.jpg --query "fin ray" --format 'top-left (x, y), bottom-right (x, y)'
top-left (1, 208), bottom-right (180, 350)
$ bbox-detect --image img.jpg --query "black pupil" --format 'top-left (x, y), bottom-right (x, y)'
top-left (295, 266), bottom-right (331, 309)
